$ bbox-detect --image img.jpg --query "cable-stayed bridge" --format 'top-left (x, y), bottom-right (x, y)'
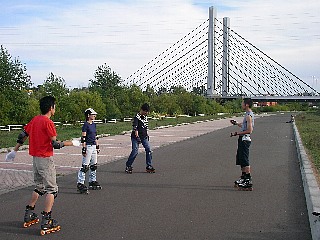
top-left (126, 7), bottom-right (320, 102)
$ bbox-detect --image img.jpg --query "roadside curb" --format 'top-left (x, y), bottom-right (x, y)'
top-left (293, 122), bottom-right (320, 240)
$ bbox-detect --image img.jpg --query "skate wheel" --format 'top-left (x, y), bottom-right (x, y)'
top-left (40, 230), bottom-right (46, 236)
top-left (238, 187), bottom-right (253, 191)
top-left (23, 218), bottom-right (39, 228)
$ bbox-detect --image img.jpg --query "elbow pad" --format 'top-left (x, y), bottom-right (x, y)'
top-left (52, 140), bottom-right (64, 149)
top-left (81, 136), bottom-right (87, 143)
top-left (17, 130), bottom-right (28, 144)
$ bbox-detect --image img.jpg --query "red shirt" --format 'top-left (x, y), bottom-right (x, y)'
top-left (24, 115), bottom-right (57, 157)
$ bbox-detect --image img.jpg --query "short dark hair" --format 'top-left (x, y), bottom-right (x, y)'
top-left (141, 103), bottom-right (150, 112)
top-left (40, 96), bottom-right (56, 114)
top-left (243, 98), bottom-right (253, 108)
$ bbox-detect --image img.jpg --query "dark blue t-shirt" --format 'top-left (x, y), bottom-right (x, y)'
top-left (82, 122), bottom-right (97, 145)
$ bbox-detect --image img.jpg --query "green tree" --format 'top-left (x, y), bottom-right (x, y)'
top-left (41, 72), bottom-right (68, 99)
top-left (0, 45), bottom-right (34, 124)
top-left (0, 45), bottom-right (32, 94)
top-left (144, 84), bottom-right (156, 100)
top-left (105, 98), bottom-right (122, 119)
top-left (0, 93), bottom-right (13, 125)
top-left (192, 95), bottom-right (207, 115)
top-left (57, 91), bottom-right (106, 123)
top-left (89, 63), bottom-right (122, 100)
top-left (205, 99), bottom-right (225, 114)
top-left (152, 94), bottom-right (181, 116)
top-left (223, 99), bottom-right (242, 113)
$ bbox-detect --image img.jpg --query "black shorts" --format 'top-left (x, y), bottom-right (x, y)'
top-left (236, 136), bottom-right (251, 167)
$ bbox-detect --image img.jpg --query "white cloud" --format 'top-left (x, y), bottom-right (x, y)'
top-left (1, 0), bottom-right (319, 91)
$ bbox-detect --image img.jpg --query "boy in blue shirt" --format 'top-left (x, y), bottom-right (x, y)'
top-left (77, 108), bottom-right (102, 193)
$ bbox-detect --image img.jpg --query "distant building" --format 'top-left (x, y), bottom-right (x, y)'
top-left (254, 101), bottom-right (277, 107)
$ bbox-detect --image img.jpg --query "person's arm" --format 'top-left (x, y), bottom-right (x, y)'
top-left (5, 130), bottom-right (28, 161)
top-left (230, 119), bottom-right (242, 128)
top-left (233, 115), bottom-right (253, 136)
top-left (95, 137), bottom-right (100, 153)
top-left (132, 117), bottom-right (139, 137)
top-left (81, 132), bottom-right (87, 156)
top-left (51, 136), bottom-right (76, 148)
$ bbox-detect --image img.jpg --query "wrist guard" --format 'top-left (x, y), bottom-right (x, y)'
top-left (231, 120), bottom-right (237, 125)
top-left (52, 140), bottom-right (64, 149)
top-left (82, 147), bottom-right (86, 155)
top-left (96, 145), bottom-right (100, 153)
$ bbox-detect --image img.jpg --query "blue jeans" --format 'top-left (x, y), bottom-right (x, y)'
top-left (126, 137), bottom-right (152, 167)
top-left (77, 145), bottom-right (97, 184)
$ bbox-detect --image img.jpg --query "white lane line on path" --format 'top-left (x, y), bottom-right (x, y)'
top-left (100, 143), bottom-right (126, 146)
top-left (0, 162), bottom-right (33, 166)
top-left (0, 168), bottom-right (32, 173)
top-left (55, 165), bottom-right (79, 169)
top-left (151, 136), bottom-right (190, 138)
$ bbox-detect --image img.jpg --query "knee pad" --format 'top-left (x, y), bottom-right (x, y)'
top-left (50, 191), bottom-right (58, 199)
top-left (90, 164), bottom-right (97, 171)
top-left (81, 165), bottom-right (89, 173)
top-left (34, 188), bottom-right (45, 196)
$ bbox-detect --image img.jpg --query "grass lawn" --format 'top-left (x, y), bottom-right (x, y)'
top-left (295, 110), bottom-right (320, 178)
top-left (0, 114), bottom-right (232, 150)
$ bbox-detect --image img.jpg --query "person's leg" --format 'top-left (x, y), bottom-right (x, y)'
top-left (88, 146), bottom-right (101, 189)
top-left (39, 157), bottom-right (60, 231)
top-left (236, 137), bottom-right (246, 176)
top-left (40, 157), bottom-right (58, 213)
top-left (234, 138), bottom-right (248, 186)
top-left (88, 145), bottom-right (97, 182)
top-left (29, 158), bottom-right (42, 207)
top-left (242, 166), bottom-right (251, 174)
top-left (141, 138), bottom-right (152, 167)
top-left (28, 191), bottom-right (40, 207)
top-left (126, 138), bottom-right (139, 167)
top-left (241, 140), bottom-right (251, 177)
top-left (43, 194), bottom-right (55, 213)
top-left (24, 159), bottom-right (42, 226)
top-left (77, 150), bottom-right (91, 184)
top-left (238, 141), bottom-right (252, 190)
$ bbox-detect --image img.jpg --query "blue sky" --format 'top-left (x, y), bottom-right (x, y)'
top-left (1, 0), bottom-right (319, 91)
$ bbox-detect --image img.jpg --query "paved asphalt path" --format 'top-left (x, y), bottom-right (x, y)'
top-left (0, 113), bottom-right (312, 239)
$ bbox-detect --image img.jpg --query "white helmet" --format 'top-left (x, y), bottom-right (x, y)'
top-left (84, 108), bottom-right (97, 116)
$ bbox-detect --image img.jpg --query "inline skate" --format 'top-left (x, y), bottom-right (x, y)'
top-left (125, 166), bottom-right (133, 174)
top-left (23, 205), bottom-right (39, 228)
top-left (77, 183), bottom-right (89, 194)
top-left (89, 181), bottom-right (102, 190)
top-left (40, 211), bottom-right (60, 235)
top-left (146, 165), bottom-right (155, 173)
top-left (238, 178), bottom-right (253, 191)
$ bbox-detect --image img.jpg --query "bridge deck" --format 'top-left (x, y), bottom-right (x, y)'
top-left (211, 95), bottom-right (320, 102)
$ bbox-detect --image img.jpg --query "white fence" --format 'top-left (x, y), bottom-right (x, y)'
top-left (0, 118), bottom-right (135, 131)
top-left (0, 125), bottom-right (23, 131)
